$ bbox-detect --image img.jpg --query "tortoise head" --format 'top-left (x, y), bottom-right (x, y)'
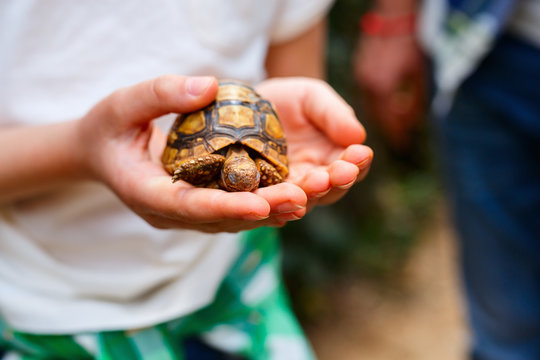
top-left (221, 145), bottom-right (260, 192)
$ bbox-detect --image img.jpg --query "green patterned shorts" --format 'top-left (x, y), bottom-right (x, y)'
top-left (0, 228), bottom-right (315, 360)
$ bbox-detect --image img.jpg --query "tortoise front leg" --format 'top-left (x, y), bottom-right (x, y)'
top-left (168, 154), bottom-right (225, 185)
top-left (255, 158), bottom-right (283, 187)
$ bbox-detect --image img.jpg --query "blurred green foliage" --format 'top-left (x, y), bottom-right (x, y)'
top-left (280, 0), bottom-right (439, 321)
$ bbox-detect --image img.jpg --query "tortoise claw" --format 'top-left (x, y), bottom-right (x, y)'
top-left (256, 158), bottom-right (283, 187)
top-left (170, 154), bottom-right (225, 185)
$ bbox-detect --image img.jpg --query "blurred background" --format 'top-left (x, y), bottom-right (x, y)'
top-left (280, 1), bottom-right (469, 358)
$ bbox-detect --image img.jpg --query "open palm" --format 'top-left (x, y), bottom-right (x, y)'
top-left (257, 77), bottom-right (373, 208)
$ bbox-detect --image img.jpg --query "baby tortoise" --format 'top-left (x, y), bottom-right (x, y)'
top-left (161, 80), bottom-right (288, 192)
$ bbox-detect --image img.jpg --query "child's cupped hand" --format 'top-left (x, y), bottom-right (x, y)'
top-left (77, 75), bottom-right (372, 233)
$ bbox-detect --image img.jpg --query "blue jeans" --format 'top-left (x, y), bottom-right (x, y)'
top-left (436, 33), bottom-right (540, 360)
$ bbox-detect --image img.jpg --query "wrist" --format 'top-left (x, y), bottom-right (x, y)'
top-left (360, 11), bottom-right (417, 37)
top-left (70, 119), bottom-right (99, 181)
top-left (373, 0), bottom-right (418, 16)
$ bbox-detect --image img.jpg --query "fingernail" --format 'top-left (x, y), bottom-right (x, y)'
top-left (307, 187), bottom-right (331, 199)
top-left (243, 213), bottom-right (269, 221)
top-left (274, 202), bottom-right (305, 214)
top-left (275, 213), bottom-right (302, 222)
top-left (336, 179), bottom-right (356, 190)
top-left (187, 76), bottom-right (214, 96)
top-left (355, 153), bottom-right (373, 169)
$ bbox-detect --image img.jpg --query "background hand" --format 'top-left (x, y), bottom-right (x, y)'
top-left (354, 34), bottom-right (425, 152)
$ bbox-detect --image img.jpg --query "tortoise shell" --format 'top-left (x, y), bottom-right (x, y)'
top-left (161, 80), bottom-right (288, 190)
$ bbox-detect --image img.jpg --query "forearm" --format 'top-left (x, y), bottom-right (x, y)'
top-left (0, 121), bottom-right (88, 204)
top-left (265, 19), bottom-right (327, 79)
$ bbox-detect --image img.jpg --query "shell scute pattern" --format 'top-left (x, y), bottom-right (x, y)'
top-left (161, 80), bottom-right (288, 191)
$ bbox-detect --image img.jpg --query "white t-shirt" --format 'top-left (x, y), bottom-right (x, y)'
top-left (0, 0), bottom-right (332, 333)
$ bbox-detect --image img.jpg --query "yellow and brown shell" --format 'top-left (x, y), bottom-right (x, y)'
top-left (161, 80), bottom-right (288, 190)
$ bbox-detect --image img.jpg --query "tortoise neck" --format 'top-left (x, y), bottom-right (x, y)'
top-left (225, 144), bottom-right (250, 158)
top-left (221, 144), bottom-right (260, 192)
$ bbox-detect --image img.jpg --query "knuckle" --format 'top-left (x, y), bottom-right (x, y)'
top-left (107, 88), bottom-right (129, 120)
top-left (150, 75), bottom-right (175, 102)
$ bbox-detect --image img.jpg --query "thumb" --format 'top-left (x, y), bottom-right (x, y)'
top-left (92, 75), bottom-right (218, 131)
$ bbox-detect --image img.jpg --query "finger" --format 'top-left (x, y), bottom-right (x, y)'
top-left (221, 207), bottom-right (308, 232)
top-left (96, 75), bottom-right (218, 130)
top-left (315, 148), bottom-right (373, 205)
top-left (301, 79), bottom-right (367, 146)
top-left (254, 182), bottom-right (306, 214)
top-left (304, 160), bottom-right (356, 206)
top-left (141, 215), bottom-right (266, 234)
top-left (149, 126), bottom-right (167, 163)
top-left (181, 205), bottom-right (306, 233)
top-left (298, 147), bottom-right (373, 208)
top-left (339, 144), bottom-right (374, 182)
top-left (271, 207), bottom-right (306, 222)
top-left (258, 78), bottom-right (366, 146)
top-left (148, 176), bottom-right (308, 229)
top-left (137, 176), bottom-right (271, 223)
top-left (328, 160), bottom-right (360, 188)
top-left (294, 168), bottom-right (331, 200)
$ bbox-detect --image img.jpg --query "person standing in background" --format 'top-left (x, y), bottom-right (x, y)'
top-left (356, 0), bottom-right (540, 359)
top-left (0, 1), bottom-right (373, 359)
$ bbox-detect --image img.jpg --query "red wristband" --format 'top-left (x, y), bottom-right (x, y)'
top-left (360, 12), bottom-right (417, 37)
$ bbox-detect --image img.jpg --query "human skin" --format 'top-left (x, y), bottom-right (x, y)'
top-left (353, 0), bottom-right (425, 151)
top-left (265, 19), bottom-right (371, 210)
top-left (0, 21), bottom-right (373, 233)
